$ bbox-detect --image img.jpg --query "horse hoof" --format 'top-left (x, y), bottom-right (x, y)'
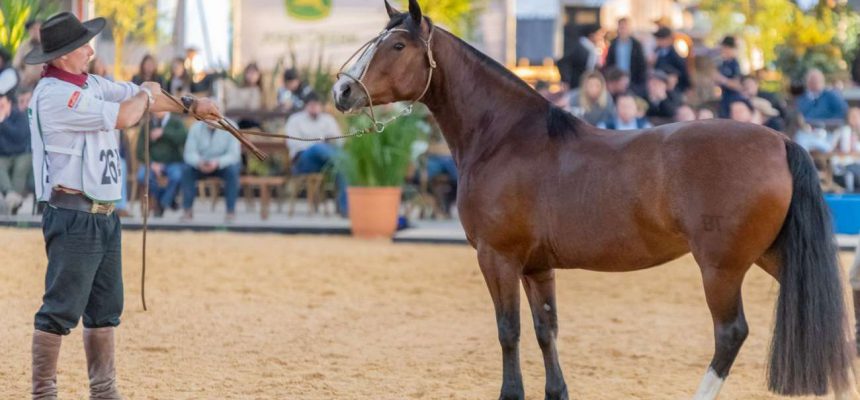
top-left (545, 385), bottom-right (569, 400)
top-left (498, 392), bottom-right (524, 400)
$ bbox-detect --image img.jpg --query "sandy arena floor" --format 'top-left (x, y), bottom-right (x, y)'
top-left (0, 227), bottom-right (857, 399)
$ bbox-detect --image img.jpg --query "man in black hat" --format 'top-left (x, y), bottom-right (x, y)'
top-left (653, 27), bottom-right (690, 93)
top-left (24, 11), bottom-right (222, 400)
top-left (714, 35), bottom-right (744, 118)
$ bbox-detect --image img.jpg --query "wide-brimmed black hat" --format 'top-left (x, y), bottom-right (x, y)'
top-left (24, 12), bottom-right (105, 65)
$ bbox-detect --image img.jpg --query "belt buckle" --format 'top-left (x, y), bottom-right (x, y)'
top-left (90, 202), bottom-right (115, 215)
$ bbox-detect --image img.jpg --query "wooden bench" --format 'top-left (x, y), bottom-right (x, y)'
top-left (240, 176), bottom-right (287, 220)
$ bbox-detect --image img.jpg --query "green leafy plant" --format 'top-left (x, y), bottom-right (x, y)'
top-left (95, 0), bottom-right (158, 80)
top-left (0, 0), bottom-right (56, 57)
top-left (336, 112), bottom-right (422, 187)
top-left (272, 40), bottom-right (335, 104)
top-left (399, 0), bottom-right (486, 41)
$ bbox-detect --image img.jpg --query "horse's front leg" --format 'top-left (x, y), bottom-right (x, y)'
top-left (478, 246), bottom-right (524, 400)
top-left (523, 269), bottom-right (568, 400)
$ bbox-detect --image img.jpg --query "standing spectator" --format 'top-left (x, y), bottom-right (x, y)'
top-left (645, 70), bottom-right (679, 119)
top-left (675, 104), bottom-right (696, 122)
top-left (12, 19), bottom-right (43, 89)
top-left (277, 68), bottom-right (313, 113)
top-left (605, 17), bottom-right (647, 93)
top-left (556, 24), bottom-right (603, 90)
top-left (132, 54), bottom-right (164, 88)
top-left (167, 57), bottom-right (193, 96)
top-left (598, 93), bottom-right (651, 130)
top-left (181, 121), bottom-right (242, 222)
top-left (796, 68), bottom-right (848, 124)
top-left (285, 92), bottom-right (347, 214)
top-left (565, 71), bottom-right (616, 126)
top-left (0, 89), bottom-right (30, 214)
top-left (137, 111), bottom-right (187, 217)
top-left (654, 27), bottom-right (691, 93)
top-left (713, 36), bottom-right (743, 118)
top-left (0, 48), bottom-right (19, 98)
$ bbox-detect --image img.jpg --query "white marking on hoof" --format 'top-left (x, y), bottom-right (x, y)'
top-left (692, 368), bottom-right (724, 400)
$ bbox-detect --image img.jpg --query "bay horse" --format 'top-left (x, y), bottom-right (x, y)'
top-left (332, 1), bottom-right (856, 398)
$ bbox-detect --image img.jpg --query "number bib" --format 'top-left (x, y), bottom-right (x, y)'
top-left (81, 131), bottom-right (122, 202)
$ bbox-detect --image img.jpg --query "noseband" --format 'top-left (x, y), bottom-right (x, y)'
top-left (337, 20), bottom-right (437, 134)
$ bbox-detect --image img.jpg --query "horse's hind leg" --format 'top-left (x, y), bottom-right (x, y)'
top-left (478, 247), bottom-right (525, 400)
top-left (693, 262), bottom-right (751, 400)
top-left (522, 269), bottom-right (567, 400)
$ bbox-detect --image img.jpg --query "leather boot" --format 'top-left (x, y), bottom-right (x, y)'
top-left (32, 330), bottom-right (62, 400)
top-left (83, 327), bottom-right (122, 399)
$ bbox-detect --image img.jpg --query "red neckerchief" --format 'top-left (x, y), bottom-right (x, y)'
top-left (41, 64), bottom-right (88, 87)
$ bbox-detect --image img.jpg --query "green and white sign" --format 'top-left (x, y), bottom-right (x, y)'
top-left (285, 0), bottom-right (333, 20)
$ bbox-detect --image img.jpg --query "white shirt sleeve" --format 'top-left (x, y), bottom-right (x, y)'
top-left (40, 84), bottom-right (120, 132)
top-left (90, 75), bottom-right (140, 103)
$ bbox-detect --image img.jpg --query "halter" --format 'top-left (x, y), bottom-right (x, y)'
top-left (336, 20), bottom-right (437, 135)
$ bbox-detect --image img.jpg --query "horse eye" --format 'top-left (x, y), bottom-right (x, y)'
top-left (394, 43), bottom-right (406, 51)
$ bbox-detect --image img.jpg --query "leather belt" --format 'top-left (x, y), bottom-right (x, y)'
top-left (48, 190), bottom-right (115, 215)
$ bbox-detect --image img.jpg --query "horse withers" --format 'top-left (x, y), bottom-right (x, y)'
top-left (332, 1), bottom-right (857, 398)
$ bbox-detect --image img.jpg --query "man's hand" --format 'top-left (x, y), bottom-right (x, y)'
top-left (192, 98), bottom-right (222, 121)
top-left (150, 127), bottom-right (164, 141)
top-left (141, 81), bottom-right (161, 96)
top-left (151, 162), bottom-right (164, 176)
top-left (0, 97), bottom-right (11, 122)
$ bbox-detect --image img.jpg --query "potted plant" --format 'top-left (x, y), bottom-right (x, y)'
top-left (336, 109), bottom-right (423, 238)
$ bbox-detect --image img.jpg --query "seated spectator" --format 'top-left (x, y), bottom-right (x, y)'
top-left (278, 68), bottom-right (313, 113)
top-left (137, 111), bottom-right (188, 217)
top-left (714, 36), bottom-right (743, 118)
top-left (604, 67), bottom-right (635, 101)
top-left (225, 62), bottom-right (265, 128)
top-left (675, 104), bottom-right (696, 122)
top-left (181, 121), bottom-right (242, 222)
top-left (796, 68), bottom-right (848, 124)
top-left (658, 64), bottom-right (684, 101)
top-left (598, 93), bottom-right (652, 130)
top-left (0, 89), bottom-right (30, 214)
top-left (285, 92), bottom-right (347, 214)
top-left (645, 70), bottom-right (679, 119)
top-left (565, 71), bottom-right (616, 125)
top-left (829, 107), bottom-right (860, 192)
top-left (792, 114), bottom-right (831, 153)
top-left (741, 75), bottom-right (786, 118)
top-left (167, 57), bottom-right (193, 96)
top-left (0, 48), bottom-right (19, 97)
top-left (697, 107), bottom-right (715, 120)
top-left (751, 97), bottom-right (782, 131)
top-left (88, 57), bottom-right (112, 80)
top-left (132, 54), bottom-right (165, 88)
top-left (729, 99), bottom-right (756, 124)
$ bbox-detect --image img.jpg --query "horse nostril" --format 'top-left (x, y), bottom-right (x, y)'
top-left (342, 85), bottom-right (352, 99)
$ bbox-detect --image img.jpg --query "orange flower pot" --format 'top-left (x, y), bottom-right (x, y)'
top-left (347, 186), bottom-right (402, 239)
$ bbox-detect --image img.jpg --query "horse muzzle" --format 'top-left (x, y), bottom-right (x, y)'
top-left (332, 78), bottom-right (368, 112)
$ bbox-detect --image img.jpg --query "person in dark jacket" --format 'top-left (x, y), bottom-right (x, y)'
top-left (645, 70), bottom-right (680, 119)
top-left (0, 90), bottom-right (31, 213)
top-left (653, 27), bottom-right (691, 93)
top-left (556, 24), bottom-right (603, 89)
top-left (714, 36), bottom-right (744, 118)
top-left (604, 17), bottom-right (647, 93)
top-left (137, 111), bottom-right (188, 216)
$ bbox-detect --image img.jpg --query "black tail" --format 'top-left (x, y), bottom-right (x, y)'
top-left (767, 140), bottom-right (852, 395)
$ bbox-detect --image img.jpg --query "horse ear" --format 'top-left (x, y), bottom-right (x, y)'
top-left (408, 0), bottom-right (423, 25)
top-left (384, 0), bottom-right (400, 19)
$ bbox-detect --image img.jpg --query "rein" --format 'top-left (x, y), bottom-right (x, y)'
top-left (141, 99), bottom-right (151, 311)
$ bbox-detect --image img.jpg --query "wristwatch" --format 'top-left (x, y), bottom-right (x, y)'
top-left (140, 87), bottom-right (155, 106)
top-left (181, 95), bottom-right (197, 114)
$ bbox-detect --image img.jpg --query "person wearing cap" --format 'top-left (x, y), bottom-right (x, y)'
top-left (0, 87), bottom-right (31, 214)
top-left (714, 36), bottom-right (744, 118)
top-left (24, 12), bottom-right (222, 399)
top-left (653, 27), bottom-right (690, 93)
top-left (277, 68), bottom-right (313, 113)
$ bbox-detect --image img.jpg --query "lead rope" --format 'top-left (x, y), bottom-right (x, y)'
top-left (141, 99), bottom-right (151, 311)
